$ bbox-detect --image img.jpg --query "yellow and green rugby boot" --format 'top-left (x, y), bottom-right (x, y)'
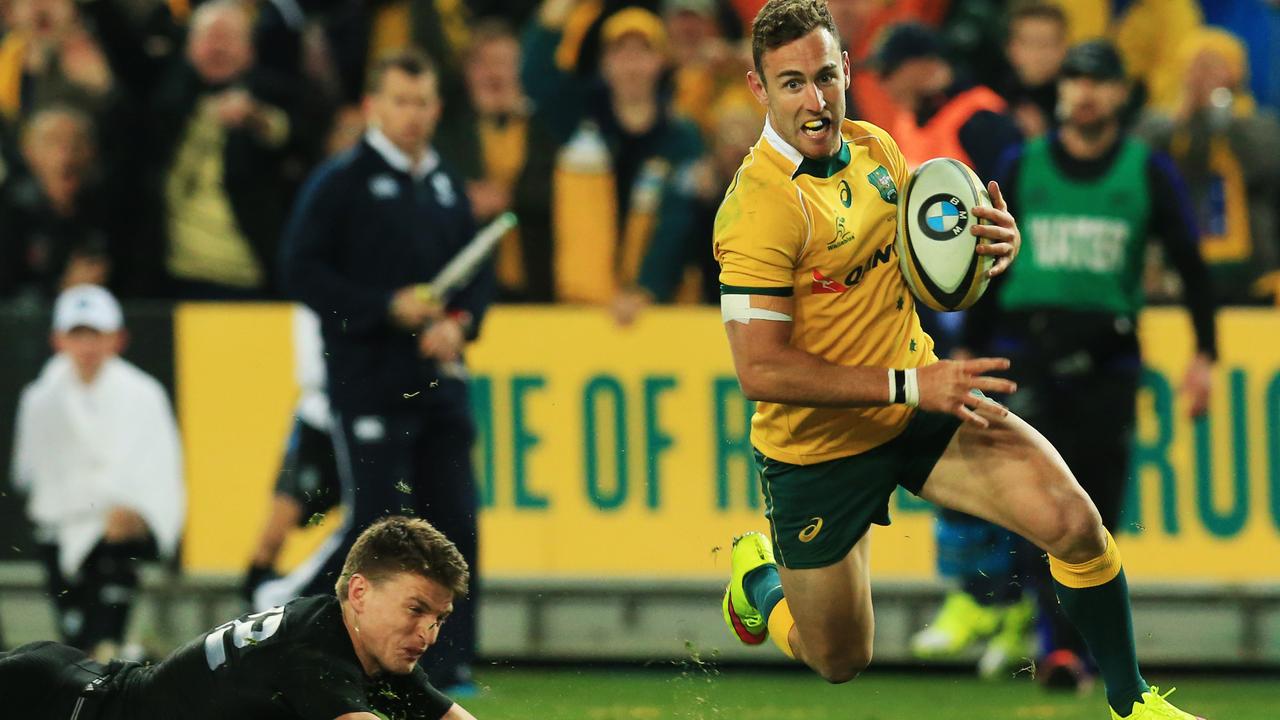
top-left (1110, 687), bottom-right (1206, 720)
top-left (722, 532), bottom-right (774, 645)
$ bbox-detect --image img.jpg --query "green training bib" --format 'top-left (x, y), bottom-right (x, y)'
top-left (1000, 136), bottom-right (1151, 316)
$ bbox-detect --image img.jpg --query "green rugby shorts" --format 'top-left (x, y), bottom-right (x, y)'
top-left (755, 409), bottom-right (961, 569)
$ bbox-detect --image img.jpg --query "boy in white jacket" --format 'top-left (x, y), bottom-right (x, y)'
top-left (11, 284), bottom-right (185, 660)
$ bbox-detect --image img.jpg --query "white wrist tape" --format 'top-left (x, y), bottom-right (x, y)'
top-left (721, 294), bottom-right (792, 324)
top-left (889, 368), bottom-right (920, 407)
top-left (903, 367), bottom-right (920, 408)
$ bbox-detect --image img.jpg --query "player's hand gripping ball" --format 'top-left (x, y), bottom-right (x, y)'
top-left (895, 158), bottom-right (998, 311)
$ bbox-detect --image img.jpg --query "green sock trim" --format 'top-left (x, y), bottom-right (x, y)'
top-left (743, 564), bottom-right (784, 621)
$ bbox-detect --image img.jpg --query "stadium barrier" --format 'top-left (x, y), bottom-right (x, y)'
top-left (1, 562), bottom-right (1275, 665)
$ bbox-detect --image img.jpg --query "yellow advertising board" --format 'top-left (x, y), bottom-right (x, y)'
top-left (1122, 308), bottom-right (1280, 581)
top-left (175, 304), bottom-right (337, 573)
top-left (177, 306), bottom-right (1280, 582)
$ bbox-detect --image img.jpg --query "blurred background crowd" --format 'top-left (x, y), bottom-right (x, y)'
top-left (2, 0), bottom-right (1278, 317)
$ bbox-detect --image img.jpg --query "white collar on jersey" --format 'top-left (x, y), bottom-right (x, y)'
top-left (762, 116), bottom-right (805, 172)
top-left (366, 128), bottom-right (439, 180)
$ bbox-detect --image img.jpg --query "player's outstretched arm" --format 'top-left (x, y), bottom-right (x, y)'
top-left (725, 295), bottom-right (1012, 409)
top-left (726, 294), bottom-right (898, 407)
top-left (726, 294), bottom-right (1015, 422)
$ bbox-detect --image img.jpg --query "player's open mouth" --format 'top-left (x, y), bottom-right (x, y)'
top-left (801, 118), bottom-right (831, 139)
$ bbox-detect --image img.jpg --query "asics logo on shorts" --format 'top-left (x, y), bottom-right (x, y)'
top-left (798, 517), bottom-right (824, 543)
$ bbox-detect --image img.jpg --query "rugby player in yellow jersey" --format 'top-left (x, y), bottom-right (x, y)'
top-left (715, 3), bottom-right (1205, 719)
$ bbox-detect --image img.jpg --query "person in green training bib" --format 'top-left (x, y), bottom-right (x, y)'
top-left (959, 39), bottom-right (1218, 698)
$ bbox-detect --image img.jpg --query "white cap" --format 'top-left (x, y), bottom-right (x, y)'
top-left (53, 284), bottom-right (123, 333)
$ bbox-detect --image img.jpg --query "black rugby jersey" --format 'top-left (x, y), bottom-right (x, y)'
top-left (100, 595), bottom-right (453, 720)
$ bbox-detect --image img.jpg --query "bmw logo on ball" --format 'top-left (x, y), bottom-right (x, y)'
top-left (918, 194), bottom-right (968, 240)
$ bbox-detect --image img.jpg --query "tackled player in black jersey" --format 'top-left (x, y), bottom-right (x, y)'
top-left (0, 517), bottom-right (478, 720)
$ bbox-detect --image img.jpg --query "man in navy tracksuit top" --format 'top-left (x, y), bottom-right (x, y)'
top-left (275, 49), bottom-right (494, 693)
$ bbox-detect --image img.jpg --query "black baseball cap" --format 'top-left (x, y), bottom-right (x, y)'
top-left (1060, 39), bottom-right (1126, 81)
top-left (872, 22), bottom-right (945, 78)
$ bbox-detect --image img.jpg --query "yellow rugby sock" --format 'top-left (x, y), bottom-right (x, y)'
top-left (767, 598), bottom-right (796, 659)
top-left (1048, 528), bottom-right (1123, 588)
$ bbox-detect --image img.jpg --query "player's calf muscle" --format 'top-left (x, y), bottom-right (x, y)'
top-left (786, 601), bottom-right (874, 676)
top-left (804, 636), bottom-right (872, 683)
top-left (780, 562), bottom-right (876, 681)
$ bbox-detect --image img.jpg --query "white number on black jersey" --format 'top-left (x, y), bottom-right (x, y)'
top-left (204, 607), bottom-right (285, 670)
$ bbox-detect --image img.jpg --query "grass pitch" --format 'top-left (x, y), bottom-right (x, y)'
top-left (463, 666), bottom-right (1276, 719)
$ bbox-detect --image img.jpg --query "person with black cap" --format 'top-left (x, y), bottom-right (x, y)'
top-left (957, 39), bottom-right (1218, 700)
top-left (875, 21), bottom-right (1022, 183)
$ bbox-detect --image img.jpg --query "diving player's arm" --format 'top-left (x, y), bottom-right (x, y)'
top-left (724, 295), bottom-right (1016, 427)
top-left (335, 704), bottom-right (477, 720)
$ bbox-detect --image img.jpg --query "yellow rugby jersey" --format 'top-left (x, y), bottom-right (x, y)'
top-left (714, 118), bottom-right (936, 465)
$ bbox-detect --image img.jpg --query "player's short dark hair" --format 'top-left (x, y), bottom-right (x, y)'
top-left (751, 0), bottom-right (840, 78)
top-left (1008, 2), bottom-right (1068, 33)
top-left (336, 516), bottom-right (469, 599)
top-left (365, 48), bottom-right (437, 95)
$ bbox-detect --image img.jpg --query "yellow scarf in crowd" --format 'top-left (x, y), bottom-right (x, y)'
top-left (368, 0), bottom-right (471, 67)
top-left (552, 123), bottom-right (665, 303)
top-left (0, 32), bottom-right (30, 124)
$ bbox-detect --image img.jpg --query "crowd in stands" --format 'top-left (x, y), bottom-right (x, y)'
top-left (1, 0), bottom-right (1278, 312)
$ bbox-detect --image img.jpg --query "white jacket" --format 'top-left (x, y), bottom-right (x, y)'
top-left (12, 355), bottom-right (186, 576)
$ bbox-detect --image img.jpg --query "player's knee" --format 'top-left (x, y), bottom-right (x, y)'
top-left (1044, 495), bottom-right (1105, 562)
top-left (811, 642), bottom-right (872, 684)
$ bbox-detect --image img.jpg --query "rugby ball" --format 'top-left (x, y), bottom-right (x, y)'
top-left (895, 158), bottom-right (993, 311)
